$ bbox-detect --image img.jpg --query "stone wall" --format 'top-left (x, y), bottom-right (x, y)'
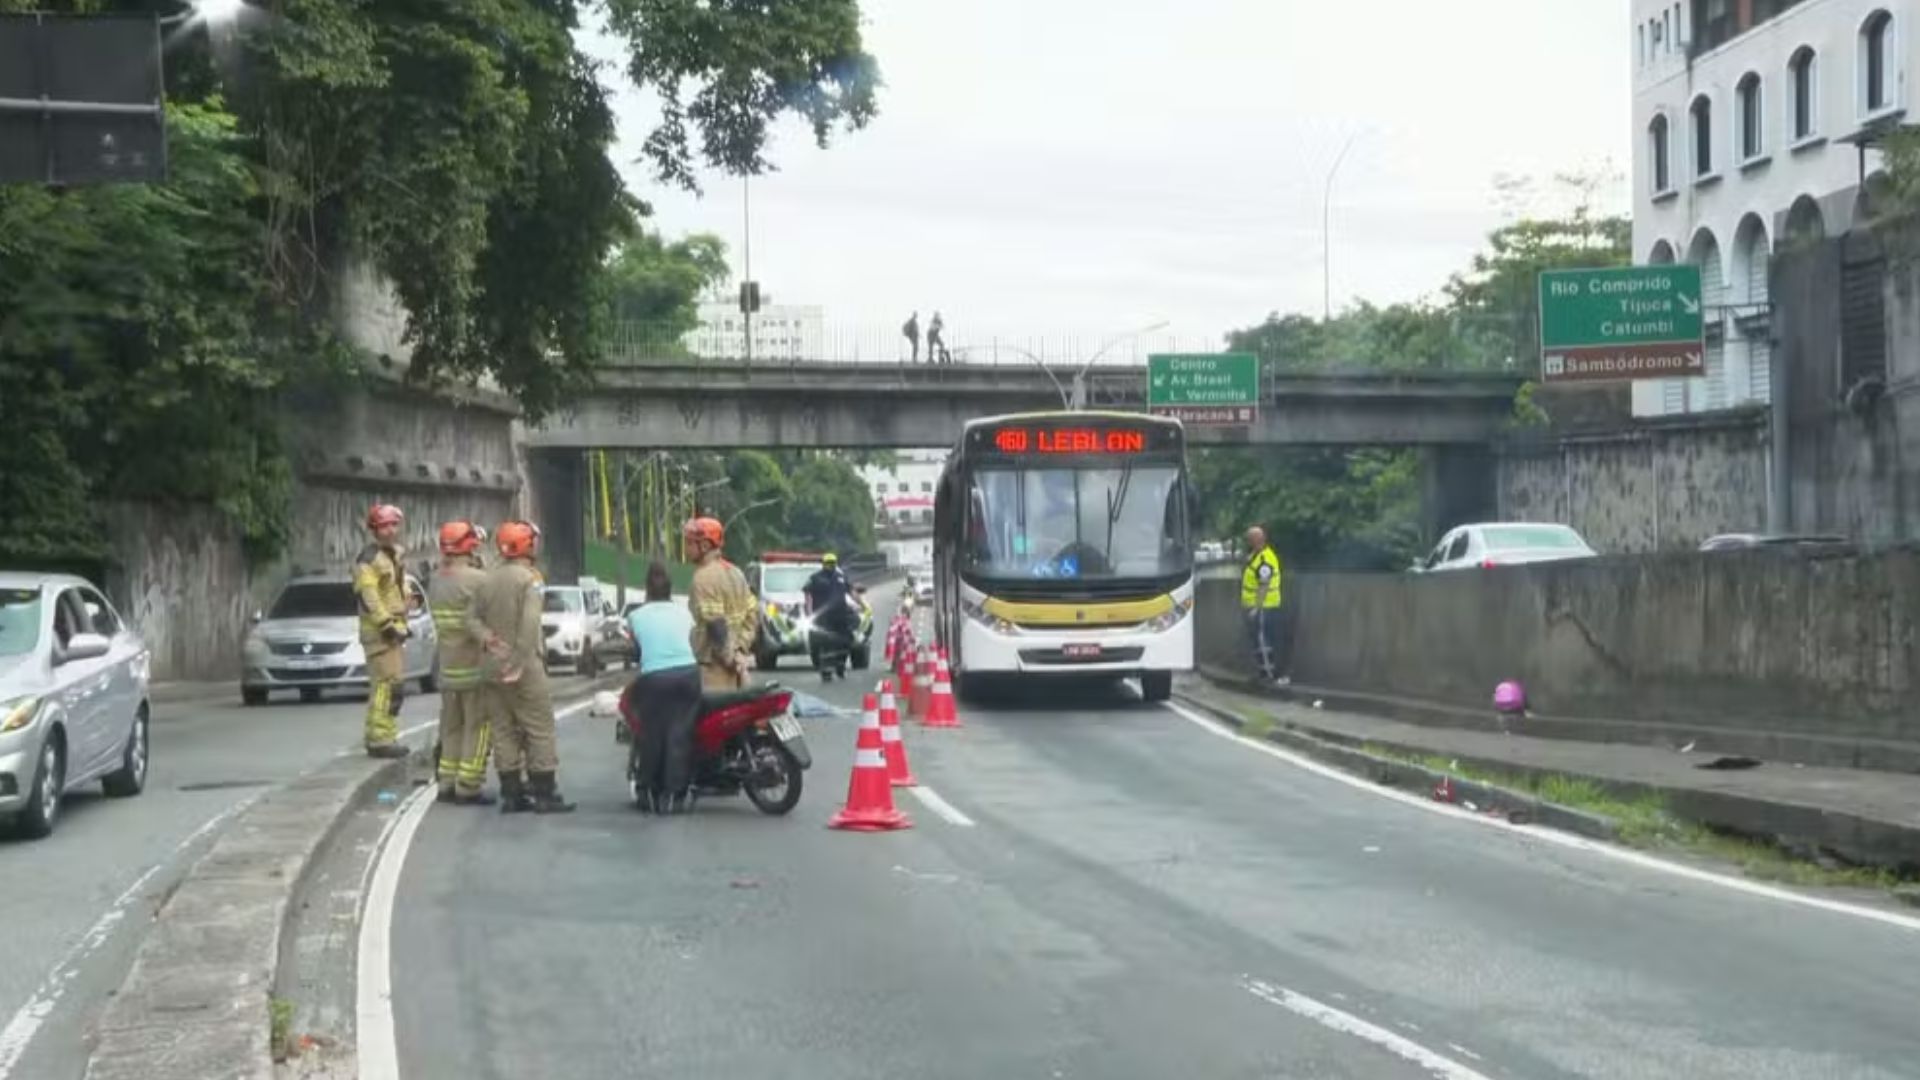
top-left (1196, 548), bottom-right (1920, 744)
top-left (1495, 411), bottom-right (1771, 554)
top-left (102, 503), bottom-right (254, 682)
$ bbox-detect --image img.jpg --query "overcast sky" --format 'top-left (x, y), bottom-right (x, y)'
top-left (579, 0), bottom-right (1628, 352)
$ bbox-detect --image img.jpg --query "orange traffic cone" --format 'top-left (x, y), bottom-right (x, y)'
top-left (877, 679), bottom-right (918, 787)
top-left (908, 646), bottom-right (933, 718)
top-left (894, 633), bottom-right (916, 688)
top-left (829, 694), bottom-right (912, 831)
top-left (924, 654), bottom-right (962, 728)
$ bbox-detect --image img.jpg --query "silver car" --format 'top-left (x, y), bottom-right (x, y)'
top-left (0, 573), bottom-right (151, 839)
top-left (240, 573), bottom-right (439, 705)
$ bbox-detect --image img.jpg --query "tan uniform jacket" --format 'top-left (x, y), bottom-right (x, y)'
top-left (688, 554), bottom-right (758, 668)
top-left (469, 561), bottom-right (545, 680)
top-left (428, 561), bottom-right (489, 690)
top-left (353, 543), bottom-right (408, 648)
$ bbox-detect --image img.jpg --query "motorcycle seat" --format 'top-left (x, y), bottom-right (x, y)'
top-left (701, 684), bottom-right (783, 712)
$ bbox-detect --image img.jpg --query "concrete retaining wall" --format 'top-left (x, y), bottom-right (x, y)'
top-left (1197, 548), bottom-right (1920, 745)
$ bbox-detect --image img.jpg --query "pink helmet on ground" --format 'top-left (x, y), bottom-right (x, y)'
top-left (1493, 680), bottom-right (1527, 714)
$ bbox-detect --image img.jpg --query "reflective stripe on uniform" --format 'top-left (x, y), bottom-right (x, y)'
top-left (1241, 548), bottom-right (1283, 609)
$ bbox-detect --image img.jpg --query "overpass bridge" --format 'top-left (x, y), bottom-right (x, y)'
top-left (525, 358), bottom-right (1525, 450)
top-left (524, 357), bottom-right (1522, 583)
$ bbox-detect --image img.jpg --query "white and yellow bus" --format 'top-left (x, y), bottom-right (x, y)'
top-left (931, 411), bottom-right (1196, 701)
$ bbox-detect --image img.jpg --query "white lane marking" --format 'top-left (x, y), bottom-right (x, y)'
top-left (1165, 701), bottom-right (1920, 935)
top-left (0, 794), bottom-right (261, 1080)
top-left (1241, 977), bottom-right (1494, 1080)
top-left (356, 694), bottom-right (597, 1079)
top-left (908, 784), bottom-right (975, 827)
top-left (355, 784), bottom-right (435, 1080)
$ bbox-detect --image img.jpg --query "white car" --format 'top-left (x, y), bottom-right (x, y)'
top-left (0, 572), bottom-right (151, 839)
top-left (1415, 522), bottom-right (1597, 573)
top-left (906, 564), bottom-right (935, 602)
top-left (541, 585), bottom-right (613, 675)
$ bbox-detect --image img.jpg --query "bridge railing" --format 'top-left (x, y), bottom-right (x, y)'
top-left (596, 320), bottom-right (1222, 370)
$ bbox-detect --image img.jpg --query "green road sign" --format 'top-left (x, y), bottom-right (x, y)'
top-left (1147, 353), bottom-right (1259, 426)
top-left (1537, 265), bottom-right (1706, 383)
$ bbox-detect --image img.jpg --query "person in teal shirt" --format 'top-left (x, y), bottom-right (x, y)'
top-left (624, 563), bottom-right (703, 813)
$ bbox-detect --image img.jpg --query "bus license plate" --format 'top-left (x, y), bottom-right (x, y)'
top-left (769, 712), bottom-right (803, 742)
top-left (1063, 643), bottom-right (1103, 659)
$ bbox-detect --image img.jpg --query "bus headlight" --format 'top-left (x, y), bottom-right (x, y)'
top-left (960, 597), bottom-right (1014, 635)
top-left (1145, 597), bottom-right (1193, 633)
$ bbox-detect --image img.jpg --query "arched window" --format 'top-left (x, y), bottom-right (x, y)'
top-left (1648, 239), bottom-right (1677, 265)
top-left (1737, 72), bottom-right (1764, 160)
top-left (1690, 95), bottom-right (1715, 177)
top-left (1649, 114), bottom-right (1672, 192)
top-left (1863, 10), bottom-right (1895, 114)
top-left (1784, 194), bottom-right (1826, 247)
top-left (1789, 47), bottom-right (1817, 140)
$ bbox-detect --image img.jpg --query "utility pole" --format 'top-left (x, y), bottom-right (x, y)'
top-left (742, 175), bottom-right (753, 366)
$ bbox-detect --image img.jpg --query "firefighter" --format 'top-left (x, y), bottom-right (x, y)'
top-left (429, 521), bottom-right (494, 805)
top-left (470, 520), bottom-right (576, 814)
top-left (354, 504), bottom-right (412, 759)
top-left (683, 516), bottom-right (759, 691)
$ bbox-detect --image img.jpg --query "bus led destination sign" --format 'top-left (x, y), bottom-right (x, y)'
top-left (992, 427), bottom-right (1148, 454)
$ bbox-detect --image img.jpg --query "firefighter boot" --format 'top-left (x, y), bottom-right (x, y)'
top-left (529, 771), bottom-right (576, 814)
top-left (498, 772), bottom-right (533, 815)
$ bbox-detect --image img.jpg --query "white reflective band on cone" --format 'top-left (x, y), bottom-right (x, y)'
top-left (881, 724), bottom-right (901, 743)
top-left (854, 748), bottom-right (888, 768)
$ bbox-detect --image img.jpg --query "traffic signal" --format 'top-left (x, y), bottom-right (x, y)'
top-left (738, 280), bottom-right (762, 314)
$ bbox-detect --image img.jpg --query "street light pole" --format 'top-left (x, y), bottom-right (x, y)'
top-left (956, 344), bottom-right (1071, 407)
top-left (1068, 319), bottom-right (1171, 409)
top-left (1323, 132), bottom-right (1359, 323)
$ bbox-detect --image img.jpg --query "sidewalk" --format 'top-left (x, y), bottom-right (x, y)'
top-left (1182, 671), bottom-right (1920, 875)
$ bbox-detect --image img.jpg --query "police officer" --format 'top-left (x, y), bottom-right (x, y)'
top-left (684, 517), bottom-right (759, 691)
top-left (1241, 526), bottom-right (1286, 684)
top-left (470, 521), bottom-right (575, 814)
top-left (354, 504), bottom-right (412, 759)
top-left (803, 553), bottom-right (854, 680)
top-left (429, 521), bottom-right (494, 805)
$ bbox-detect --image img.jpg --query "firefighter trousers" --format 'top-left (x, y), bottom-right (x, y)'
top-left (485, 671), bottom-right (557, 777)
top-left (365, 646), bottom-right (405, 749)
top-left (435, 687), bottom-right (491, 796)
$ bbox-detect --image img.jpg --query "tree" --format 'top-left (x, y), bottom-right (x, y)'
top-left (784, 456), bottom-right (877, 556)
top-left (600, 230), bottom-right (730, 348)
top-left (601, 0), bottom-right (881, 189)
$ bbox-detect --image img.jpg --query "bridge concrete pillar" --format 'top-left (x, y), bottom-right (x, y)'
top-left (1419, 445), bottom-right (1497, 546)
top-left (527, 448), bottom-right (587, 585)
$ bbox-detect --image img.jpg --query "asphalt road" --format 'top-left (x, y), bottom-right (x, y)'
top-left (384, 591), bottom-right (1920, 1080)
top-left (0, 672), bottom-right (603, 1080)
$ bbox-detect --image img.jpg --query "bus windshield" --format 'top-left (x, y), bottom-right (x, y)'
top-left (965, 463), bottom-right (1189, 581)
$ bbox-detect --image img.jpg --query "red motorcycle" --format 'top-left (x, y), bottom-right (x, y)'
top-left (608, 681), bottom-right (812, 815)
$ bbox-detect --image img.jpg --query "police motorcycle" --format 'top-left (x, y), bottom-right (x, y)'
top-left (805, 586), bottom-right (873, 681)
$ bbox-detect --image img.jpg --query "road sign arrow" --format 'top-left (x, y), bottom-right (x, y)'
top-left (1677, 293), bottom-right (1700, 315)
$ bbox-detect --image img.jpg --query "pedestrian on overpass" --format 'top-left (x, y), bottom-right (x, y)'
top-left (902, 311), bottom-right (921, 363)
top-left (685, 516), bottom-right (760, 691)
top-left (1241, 526), bottom-right (1287, 685)
top-left (471, 520), bottom-right (576, 814)
top-left (928, 311), bottom-right (952, 364)
top-left (625, 562), bottom-right (703, 814)
top-left (354, 504), bottom-right (413, 759)
top-left (429, 521), bottom-right (494, 805)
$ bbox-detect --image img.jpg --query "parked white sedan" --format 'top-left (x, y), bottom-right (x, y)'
top-left (1415, 523), bottom-right (1598, 573)
top-left (0, 572), bottom-right (151, 839)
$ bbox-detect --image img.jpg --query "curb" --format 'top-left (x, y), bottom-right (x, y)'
top-left (85, 676), bottom-right (628, 1080)
top-left (1173, 692), bottom-right (1624, 844)
top-left (1188, 676), bottom-right (1920, 873)
top-left (1195, 664), bottom-right (1920, 777)
top-left (85, 753), bottom-right (408, 1080)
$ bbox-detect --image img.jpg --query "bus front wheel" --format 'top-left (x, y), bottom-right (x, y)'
top-left (1140, 671), bottom-right (1172, 703)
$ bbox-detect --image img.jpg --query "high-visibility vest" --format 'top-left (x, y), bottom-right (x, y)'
top-left (1241, 547), bottom-right (1282, 609)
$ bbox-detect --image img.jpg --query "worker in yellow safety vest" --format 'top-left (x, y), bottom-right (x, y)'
top-left (1241, 526), bottom-right (1287, 685)
top-left (355, 504), bottom-right (413, 758)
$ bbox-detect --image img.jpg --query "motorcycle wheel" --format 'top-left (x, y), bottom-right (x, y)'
top-left (742, 742), bottom-right (804, 816)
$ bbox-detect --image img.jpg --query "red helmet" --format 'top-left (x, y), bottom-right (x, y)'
top-left (366, 504), bottom-right (404, 531)
top-left (438, 521), bottom-right (483, 556)
top-left (496, 520), bottom-right (541, 560)
top-left (682, 516), bottom-right (724, 550)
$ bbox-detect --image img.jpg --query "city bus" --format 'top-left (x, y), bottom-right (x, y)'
top-left (930, 411), bottom-right (1196, 701)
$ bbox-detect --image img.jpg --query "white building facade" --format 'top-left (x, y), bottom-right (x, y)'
top-left (1631, 0), bottom-right (1911, 417)
top-left (859, 450), bottom-right (947, 530)
top-left (684, 293), bottom-right (825, 362)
